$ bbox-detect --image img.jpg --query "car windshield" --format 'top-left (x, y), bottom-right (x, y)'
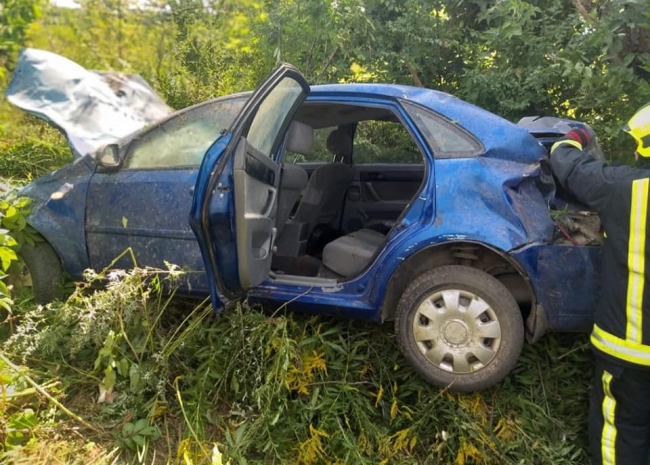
top-left (120, 95), bottom-right (249, 169)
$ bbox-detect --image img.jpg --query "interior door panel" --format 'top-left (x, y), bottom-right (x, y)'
top-left (233, 137), bottom-right (281, 288)
top-left (190, 64), bottom-right (309, 310)
top-left (341, 164), bottom-right (424, 233)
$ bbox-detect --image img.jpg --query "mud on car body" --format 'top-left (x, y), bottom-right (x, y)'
top-left (9, 51), bottom-right (602, 392)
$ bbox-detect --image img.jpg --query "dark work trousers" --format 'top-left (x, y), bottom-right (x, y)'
top-left (589, 353), bottom-right (650, 464)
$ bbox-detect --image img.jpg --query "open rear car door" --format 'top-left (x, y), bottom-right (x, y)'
top-left (189, 64), bottom-right (310, 311)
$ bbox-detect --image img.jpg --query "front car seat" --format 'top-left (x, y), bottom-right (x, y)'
top-left (275, 121), bottom-right (311, 237)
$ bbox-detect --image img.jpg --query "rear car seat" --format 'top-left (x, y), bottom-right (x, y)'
top-left (321, 228), bottom-right (385, 278)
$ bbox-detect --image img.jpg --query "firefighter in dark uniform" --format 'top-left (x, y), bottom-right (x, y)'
top-left (550, 103), bottom-right (650, 465)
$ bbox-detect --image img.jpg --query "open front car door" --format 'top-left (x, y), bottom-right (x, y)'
top-left (189, 64), bottom-right (310, 311)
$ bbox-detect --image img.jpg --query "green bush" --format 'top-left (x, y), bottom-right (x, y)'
top-left (0, 190), bottom-right (38, 320)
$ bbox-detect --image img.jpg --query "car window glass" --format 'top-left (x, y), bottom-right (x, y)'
top-left (354, 120), bottom-right (422, 164)
top-left (283, 127), bottom-right (334, 163)
top-left (123, 96), bottom-right (246, 170)
top-left (402, 101), bottom-right (482, 158)
top-left (246, 77), bottom-right (306, 157)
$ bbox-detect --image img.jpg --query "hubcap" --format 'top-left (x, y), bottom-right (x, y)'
top-left (443, 320), bottom-right (469, 345)
top-left (411, 289), bottom-right (502, 374)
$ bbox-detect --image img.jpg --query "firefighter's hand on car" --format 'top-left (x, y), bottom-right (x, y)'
top-left (564, 125), bottom-right (597, 149)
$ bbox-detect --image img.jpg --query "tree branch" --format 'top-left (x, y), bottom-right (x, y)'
top-left (317, 46), bottom-right (339, 80)
top-left (0, 351), bottom-right (102, 434)
top-left (407, 62), bottom-right (424, 87)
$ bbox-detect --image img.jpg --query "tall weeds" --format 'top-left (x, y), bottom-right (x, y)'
top-left (0, 105), bottom-right (72, 183)
top-left (0, 260), bottom-right (592, 464)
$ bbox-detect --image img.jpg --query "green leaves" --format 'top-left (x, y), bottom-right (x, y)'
top-left (0, 0), bottom-right (43, 75)
top-left (0, 191), bottom-right (34, 319)
top-left (14, 0), bottom-right (646, 166)
top-left (129, 362), bottom-right (143, 391)
top-left (116, 418), bottom-right (161, 451)
top-left (0, 246), bottom-right (17, 271)
top-left (5, 408), bottom-right (38, 446)
top-left (1, 261), bottom-right (593, 464)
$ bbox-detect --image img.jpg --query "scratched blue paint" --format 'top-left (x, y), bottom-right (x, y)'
top-left (512, 244), bottom-right (601, 331)
top-left (189, 132), bottom-right (236, 309)
top-left (19, 82), bottom-right (601, 337)
top-left (86, 167), bottom-right (209, 293)
top-left (18, 156), bottom-right (96, 277)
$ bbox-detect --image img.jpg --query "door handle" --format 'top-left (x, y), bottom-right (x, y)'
top-left (365, 182), bottom-right (383, 202)
top-left (262, 188), bottom-right (277, 216)
top-left (188, 186), bottom-right (195, 196)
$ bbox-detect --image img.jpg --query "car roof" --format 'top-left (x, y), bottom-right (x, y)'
top-left (107, 84), bottom-right (546, 162)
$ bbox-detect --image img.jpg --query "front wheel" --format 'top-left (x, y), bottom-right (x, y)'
top-left (395, 265), bottom-right (524, 392)
top-left (18, 241), bottom-right (63, 304)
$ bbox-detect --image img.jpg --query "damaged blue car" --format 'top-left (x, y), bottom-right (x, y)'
top-left (9, 52), bottom-right (602, 392)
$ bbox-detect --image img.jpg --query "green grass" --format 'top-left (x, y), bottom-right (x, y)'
top-left (0, 262), bottom-right (593, 464)
top-left (0, 102), bottom-right (72, 183)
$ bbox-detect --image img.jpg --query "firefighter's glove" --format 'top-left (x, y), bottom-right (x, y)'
top-left (565, 126), bottom-right (596, 148)
top-left (551, 123), bottom-right (603, 159)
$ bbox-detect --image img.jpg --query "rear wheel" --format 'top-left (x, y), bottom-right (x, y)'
top-left (18, 241), bottom-right (63, 304)
top-left (395, 265), bottom-right (524, 392)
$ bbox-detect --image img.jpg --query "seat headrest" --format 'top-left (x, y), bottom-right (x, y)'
top-left (326, 128), bottom-right (353, 157)
top-left (286, 121), bottom-right (314, 155)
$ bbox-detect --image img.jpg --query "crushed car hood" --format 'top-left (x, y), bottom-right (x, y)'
top-left (5, 48), bottom-right (172, 157)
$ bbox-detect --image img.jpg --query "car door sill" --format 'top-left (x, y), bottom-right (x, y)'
top-left (269, 271), bottom-right (339, 287)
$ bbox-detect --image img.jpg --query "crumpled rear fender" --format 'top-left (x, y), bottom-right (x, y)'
top-left (372, 155), bottom-right (559, 333)
top-left (430, 156), bottom-right (556, 249)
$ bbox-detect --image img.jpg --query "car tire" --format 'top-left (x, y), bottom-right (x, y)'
top-left (18, 241), bottom-right (63, 304)
top-left (395, 265), bottom-right (524, 392)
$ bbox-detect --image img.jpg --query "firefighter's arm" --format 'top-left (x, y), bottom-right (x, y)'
top-left (549, 129), bottom-right (638, 211)
top-left (549, 142), bottom-right (609, 210)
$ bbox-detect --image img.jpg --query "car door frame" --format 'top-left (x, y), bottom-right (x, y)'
top-left (190, 64), bottom-right (310, 310)
top-left (246, 93), bottom-right (437, 309)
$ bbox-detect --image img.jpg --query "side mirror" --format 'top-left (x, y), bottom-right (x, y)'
top-left (96, 144), bottom-right (121, 168)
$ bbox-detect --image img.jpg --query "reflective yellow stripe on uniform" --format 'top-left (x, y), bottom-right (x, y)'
top-left (592, 325), bottom-right (650, 365)
top-left (626, 178), bottom-right (649, 342)
top-left (601, 370), bottom-right (617, 465)
top-left (550, 139), bottom-right (583, 154)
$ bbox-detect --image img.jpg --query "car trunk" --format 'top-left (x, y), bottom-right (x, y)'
top-left (518, 116), bottom-right (605, 247)
top-left (506, 116), bottom-right (603, 338)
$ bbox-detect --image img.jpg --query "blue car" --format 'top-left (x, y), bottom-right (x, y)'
top-left (16, 64), bottom-right (602, 392)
